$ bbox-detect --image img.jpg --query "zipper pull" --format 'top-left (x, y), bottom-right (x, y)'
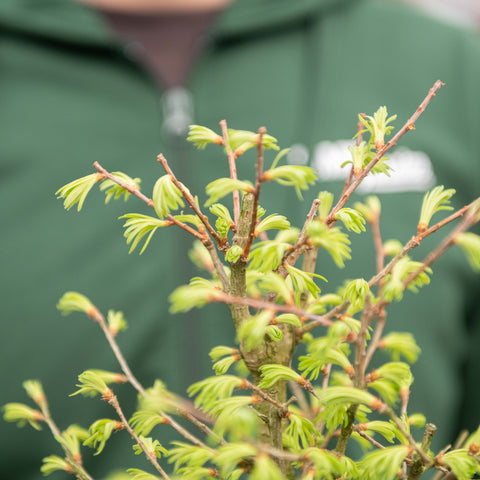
top-left (161, 87), bottom-right (194, 140)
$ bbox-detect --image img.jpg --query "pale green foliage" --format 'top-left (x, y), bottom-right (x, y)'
top-left (363, 421), bottom-right (397, 444)
top-left (317, 191), bottom-right (334, 220)
top-left (263, 165), bottom-right (317, 199)
top-left (71, 370), bottom-right (115, 398)
top-left (173, 214), bottom-right (202, 228)
top-left (227, 128), bottom-right (279, 154)
top-left (382, 257), bottom-right (432, 302)
top-left (120, 214), bottom-right (172, 254)
top-left (359, 106), bottom-right (397, 150)
top-left (343, 278), bottom-right (370, 311)
top-left (210, 203), bottom-right (233, 238)
top-left (307, 221), bottom-right (352, 267)
top-left (225, 245), bottom-right (243, 263)
top-left (319, 386), bottom-right (377, 408)
top-left (189, 240), bottom-right (215, 272)
top-left (169, 279), bottom-right (222, 313)
top-left (348, 141), bottom-right (370, 173)
top-left (258, 364), bottom-right (302, 388)
top-left (100, 172), bottom-right (141, 204)
top-left (132, 436), bottom-right (168, 458)
top-left (40, 455), bottom-right (70, 476)
top-left (276, 313), bottom-right (301, 326)
top-left (215, 443), bottom-right (257, 476)
top-left (57, 291), bottom-right (94, 316)
top-left (353, 195), bottom-right (381, 223)
top-left (187, 125), bottom-right (223, 149)
top-left (168, 442), bottom-right (214, 471)
top-left (299, 337), bottom-right (352, 381)
top-left (455, 232), bottom-right (480, 271)
top-left (285, 264), bottom-right (325, 298)
top-left (254, 213), bottom-right (290, 234)
top-left (137, 380), bottom-right (178, 414)
top-left (358, 445), bottom-right (409, 480)
top-left (107, 310), bottom-right (128, 335)
top-left (303, 447), bottom-right (358, 479)
top-left (418, 185), bottom-right (456, 230)
top-left (188, 375), bottom-right (244, 411)
top-left (379, 332), bottom-right (421, 363)
top-left (22, 380), bottom-right (45, 405)
top-left (440, 450), bottom-right (478, 480)
top-left (130, 411), bottom-right (165, 437)
top-left (258, 272), bottom-right (294, 303)
top-left (248, 240), bottom-right (292, 272)
top-left (84, 418), bottom-right (122, 455)
top-left (237, 310), bottom-right (277, 350)
top-left (383, 239), bottom-right (403, 257)
top-left (284, 413), bottom-right (320, 449)
top-left (250, 454), bottom-right (287, 480)
top-left (152, 175), bottom-right (187, 219)
top-left (205, 178), bottom-right (254, 206)
top-left (2, 402), bottom-right (43, 430)
top-left (208, 346), bottom-right (240, 375)
top-left (55, 425), bottom-right (86, 457)
top-left (56, 173), bottom-right (100, 211)
top-left (126, 468), bottom-right (161, 480)
top-left (334, 208), bottom-right (366, 233)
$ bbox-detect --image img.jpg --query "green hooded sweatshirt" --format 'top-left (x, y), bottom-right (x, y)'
top-left (1, 0), bottom-right (479, 478)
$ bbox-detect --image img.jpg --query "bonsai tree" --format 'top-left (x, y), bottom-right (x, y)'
top-left (4, 81), bottom-right (480, 480)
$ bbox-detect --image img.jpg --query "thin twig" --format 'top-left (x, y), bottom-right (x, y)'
top-left (108, 394), bottom-right (171, 479)
top-left (326, 80), bottom-right (445, 227)
top-left (354, 428), bottom-right (386, 450)
top-left (243, 127), bottom-right (266, 259)
top-left (94, 161), bottom-right (153, 207)
top-left (39, 397), bottom-right (95, 480)
top-left (215, 292), bottom-right (333, 327)
top-left (220, 119), bottom-right (240, 225)
top-left (364, 308), bottom-right (386, 370)
top-left (157, 154), bottom-right (226, 249)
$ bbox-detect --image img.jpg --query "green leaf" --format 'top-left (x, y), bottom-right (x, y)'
top-left (56, 173), bottom-right (101, 211)
top-left (168, 441), bottom-right (214, 471)
top-left (130, 411), bottom-right (166, 437)
top-left (343, 278), bottom-right (370, 311)
top-left (225, 245), bottom-right (244, 263)
top-left (71, 370), bottom-right (114, 398)
top-left (40, 455), bottom-right (71, 476)
top-left (440, 450), bottom-right (478, 480)
top-left (205, 178), bottom-right (254, 207)
top-left (255, 214), bottom-right (290, 235)
top-left (379, 332), bottom-right (421, 363)
top-left (319, 386), bottom-right (378, 409)
top-left (152, 175), bottom-right (188, 218)
top-left (132, 436), bottom-right (168, 458)
top-left (248, 241), bottom-right (292, 273)
top-left (263, 165), bottom-right (316, 199)
top-left (22, 380), bottom-right (46, 407)
top-left (119, 213), bottom-right (173, 254)
top-left (285, 264), bottom-right (326, 298)
top-left (285, 413), bottom-right (320, 449)
top-left (237, 310), bottom-right (276, 351)
top-left (106, 310), bottom-right (128, 336)
top-left (354, 196), bottom-right (381, 223)
top-left (227, 128), bottom-right (279, 154)
top-left (99, 172), bottom-right (141, 204)
top-left (383, 239), bottom-right (403, 257)
top-left (188, 375), bottom-right (244, 411)
top-left (307, 221), bottom-right (351, 268)
top-left (418, 185), bottom-right (456, 231)
top-left (215, 443), bottom-right (257, 476)
top-left (258, 272), bottom-right (294, 304)
top-left (169, 280), bottom-right (222, 313)
top-left (126, 468), bottom-right (161, 480)
top-left (187, 125), bottom-right (223, 149)
top-left (317, 191), bottom-right (334, 221)
top-left (57, 291), bottom-right (95, 317)
top-left (2, 402), bottom-right (43, 430)
top-left (360, 106), bottom-right (397, 151)
top-left (258, 364), bottom-right (302, 389)
top-left (83, 418), bottom-right (122, 455)
top-left (251, 454), bottom-right (287, 480)
top-left (455, 232), bottom-right (480, 272)
top-left (334, 208), bottom-right (366, 234)
top-left (358, 445), bottom-right (409, 480)
top-left (275, 313), bottom-right (301, 326)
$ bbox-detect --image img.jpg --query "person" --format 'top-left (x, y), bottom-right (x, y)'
top-left (1, 0), bottom-right (479, 478)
